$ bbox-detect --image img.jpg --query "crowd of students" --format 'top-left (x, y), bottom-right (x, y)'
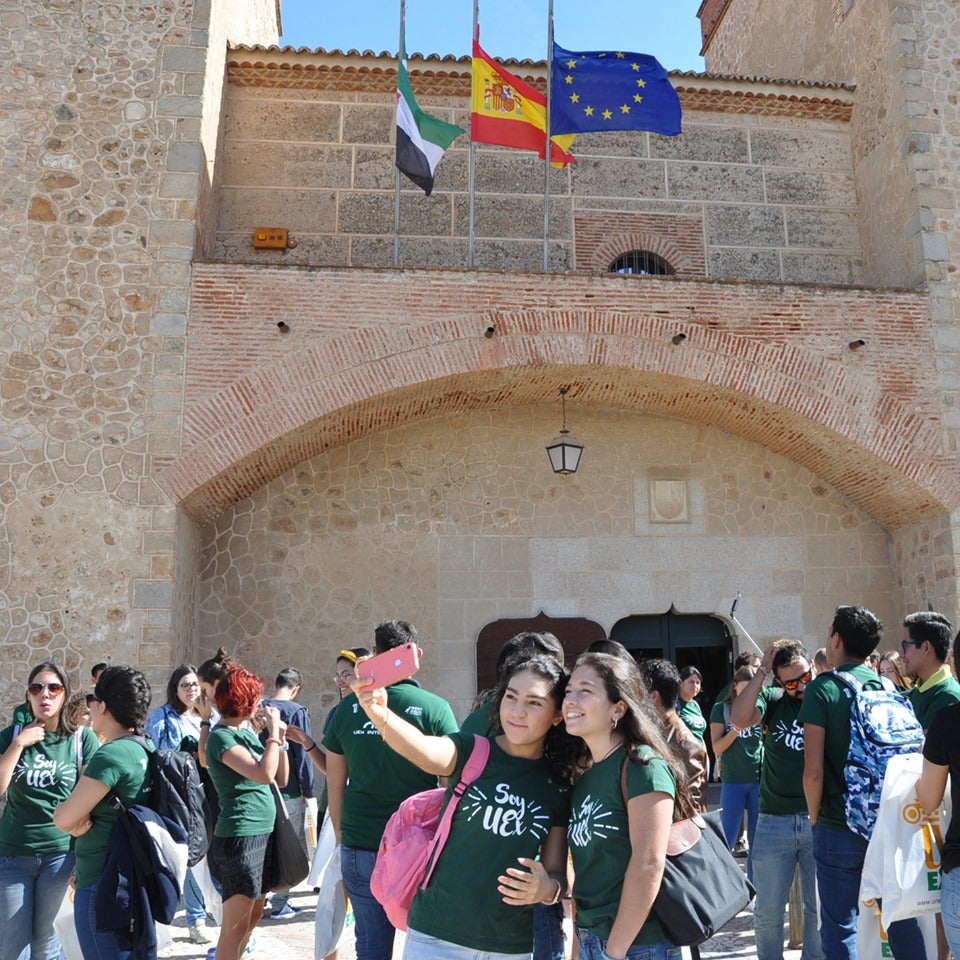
top-left (1, 604), bottom-right (959, 960)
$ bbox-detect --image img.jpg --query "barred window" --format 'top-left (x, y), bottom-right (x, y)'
top-left (609, 250), bottom-right (675, 276)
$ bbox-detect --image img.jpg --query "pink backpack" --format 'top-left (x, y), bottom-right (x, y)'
top-left (370, 734), bottom-right (491, 930)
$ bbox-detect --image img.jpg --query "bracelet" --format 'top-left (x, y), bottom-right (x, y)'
top-left (543, 878), bottom-right (563, 905)
top-left (199, 720), bottom-right (211, 728)
top-left (307, 740), bottom-right (318, 753)
top-left (265, 737), bottom-right (283, 747)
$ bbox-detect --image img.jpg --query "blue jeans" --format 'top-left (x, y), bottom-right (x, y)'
top-left (0, 852), bottom-right (74, 960)
top-left (576, 929), bottom-right (680, 960)
top-left (341, 845), bottom-right (394, 960)
top-left (720, 780), bottom-right (760, 884)
top-left (812, 823), bottom-right (926, 960)
top-left (752, 813), bottom-right (822, 960)
top-left (941, 868), bottom-right (960, 959)
top-left (74, 883), bottom-right (144, 960)
top-left (533, 903), bottom-right (564, 960)
top-left (404, 927), bottom-right (531, 959)
top-left (183, 866), bottom-right (206, 925)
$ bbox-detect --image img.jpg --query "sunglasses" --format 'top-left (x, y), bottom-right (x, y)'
top-left (780, 670), bottom-right (812, 692)
top-left (28, 682), bottom-right (65, 696)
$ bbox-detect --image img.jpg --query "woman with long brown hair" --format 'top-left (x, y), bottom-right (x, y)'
top-left (563, 652), bottom-right (687, 960)
top-left (0, 661), bottom-right (99, 960)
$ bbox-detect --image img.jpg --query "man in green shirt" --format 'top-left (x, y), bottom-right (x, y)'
top-left (799, 604), bottom-right (924, 960)
top-left (323, 620), bottom-right (458, 960)
top-left (730, 640), bottom-right (821, 960)
top-left (901, 610), bottom-right (960, 730)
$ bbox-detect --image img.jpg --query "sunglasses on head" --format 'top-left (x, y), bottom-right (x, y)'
top-left (28, 682), bottom-right (65, 696)
top-left (780, 670), bottom-right (812, 692)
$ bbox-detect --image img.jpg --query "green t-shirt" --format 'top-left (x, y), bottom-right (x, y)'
top-left (909, 676), bottom-right (960, 731)
top-left (75, 737), bottom-right (153, 888)
top-left (569, 745), bottom-right (676, 946)
top-left (323, 679), bottom-right (459, 850)
top-left (755, 687), bottom-right (806, 815)
top-left (709, 700), bottom-right (761, 783)
top-left (797, 663), bottom-right (879, 829)
top-left (676, 699), bottom-right (707, 743)
top-left (205, 725), bottom-right (276, 837)
top-left (0, 725), bottom-right (99, 855)
top-left (408, 733), bottom-right (570, 953)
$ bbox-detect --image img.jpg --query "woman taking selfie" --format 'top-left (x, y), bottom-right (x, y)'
top-left (53, 665), bottom-right (154, 960)
top-left (563, 652), bottom-right (685, 960)
top-left (204, 664), bottom-right (288, 960)
top-left (0, 662), bottom-right (99, 960)
top-left (352, 653), bottom-right (575, 960)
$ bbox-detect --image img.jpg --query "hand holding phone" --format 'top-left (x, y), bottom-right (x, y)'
top-left (355, 642), bottom-right (420, 689)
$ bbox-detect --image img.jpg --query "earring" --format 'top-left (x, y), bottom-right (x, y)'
top-left (612, 716), bottom-right (618, 730)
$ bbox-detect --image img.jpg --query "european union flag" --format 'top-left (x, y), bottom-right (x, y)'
top-left (550, 42), bottom-right (682, 137)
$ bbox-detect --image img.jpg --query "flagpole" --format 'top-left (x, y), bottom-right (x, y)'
top-left (468, 0), bottom-right (479, 269)
top-left (394, 0), bottom-right (406, 266)
top-left (543, 0), bottom-right (554, 271)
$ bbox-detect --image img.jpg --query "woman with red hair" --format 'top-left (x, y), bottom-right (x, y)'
top-left (205, 665), bottom-right (289, 960)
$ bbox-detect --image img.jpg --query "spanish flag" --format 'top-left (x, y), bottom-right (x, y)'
top-left (471, 40), bottom-right (576, 167)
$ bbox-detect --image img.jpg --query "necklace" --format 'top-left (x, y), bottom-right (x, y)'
top-left (594, 738), bottom-right (623, 764)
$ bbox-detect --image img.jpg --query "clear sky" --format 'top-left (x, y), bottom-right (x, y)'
top-left (276, 0), bottom-right (706, 73)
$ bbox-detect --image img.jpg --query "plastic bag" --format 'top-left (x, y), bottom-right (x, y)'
top-left (861, 753), bottom-right (951, 922)
top-left (195, 856), bottom-right (223, 925)
top-left (312, 812), bottom-right (356, 958)
top-left (857, 901), bottom-right (938, 960)
top-left (304, 797), bottom-right (319, 857)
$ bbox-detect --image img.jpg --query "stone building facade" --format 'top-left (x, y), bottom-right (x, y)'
top-left (2, 0), bottom-right (958, 721)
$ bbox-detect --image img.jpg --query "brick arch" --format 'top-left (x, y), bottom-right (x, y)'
top-left (158, 303), bottom-right (960, 529)
top-left (590, 232), bottom-right (684, 275)
top-left (574, 211), bottom-right (707, 276)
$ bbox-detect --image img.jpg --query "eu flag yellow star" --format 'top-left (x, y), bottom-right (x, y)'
top-left (550, 41), bottom-right (682, 137)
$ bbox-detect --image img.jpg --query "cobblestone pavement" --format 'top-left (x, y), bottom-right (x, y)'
top-left (157, 883), bottom-right (804, 960)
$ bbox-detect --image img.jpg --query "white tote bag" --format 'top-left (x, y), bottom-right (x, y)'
top-left (861, 753), bottom-right (951, 922)
top-left (857, 901), bottom-right (938, 960)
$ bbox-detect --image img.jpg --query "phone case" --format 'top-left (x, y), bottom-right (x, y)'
top-left (357, 642), bottom-right (420, 687)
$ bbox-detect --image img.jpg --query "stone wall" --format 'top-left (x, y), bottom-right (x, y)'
top-left (698, 0), bottom-right (960, 636)
top-left (214, 52), bottom-right (861, 284)
top-left (197, 408), bottom-right (894, 720)
top-left (0, 0), bottom-right (277, 712)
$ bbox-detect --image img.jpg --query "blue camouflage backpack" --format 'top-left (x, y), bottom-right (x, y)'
top-left (834, 669), bottom-right (923, 840)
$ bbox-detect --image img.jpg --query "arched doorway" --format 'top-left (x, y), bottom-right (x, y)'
top-left (610, 607), bottom-right (734, 709)
top-left (475, 611), bottom-right (606, 692)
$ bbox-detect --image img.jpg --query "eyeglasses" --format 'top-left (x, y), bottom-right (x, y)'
top-left (179, 681), bottom-right (200, 689)
top-left (780, 670), bottom-right (812, 692)
top-left (901, 640), bottom-right (923, 653)
top-left (28, 682), bottom-right (65, 696)
top-left (333, 670), bottom-right (354, 683)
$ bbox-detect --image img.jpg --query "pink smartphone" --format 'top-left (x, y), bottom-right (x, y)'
top-left (356, 642), bottom-right (420, 687)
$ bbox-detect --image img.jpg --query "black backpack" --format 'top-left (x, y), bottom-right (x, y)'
top-left (124, 735), bottom-right (211, 867)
